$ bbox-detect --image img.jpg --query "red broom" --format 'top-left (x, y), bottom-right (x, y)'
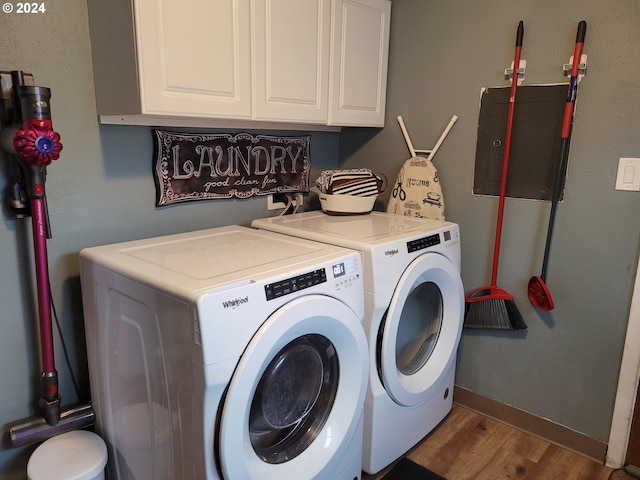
top-left (464, 21), bottom-right (527, 330)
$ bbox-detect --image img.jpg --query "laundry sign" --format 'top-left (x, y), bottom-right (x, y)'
top-left (153, 130), bottom-right (310, 206)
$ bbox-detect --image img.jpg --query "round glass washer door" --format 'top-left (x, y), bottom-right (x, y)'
top-left (219, 294), bottom-right (368, 479)
top-left (248, 334), bottom-right (337, 464)
top-left (379, 252), bottom-right (464, 407)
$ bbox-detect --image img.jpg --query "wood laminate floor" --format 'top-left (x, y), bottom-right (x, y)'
top-left (364, 404), bottom-right (615, 480)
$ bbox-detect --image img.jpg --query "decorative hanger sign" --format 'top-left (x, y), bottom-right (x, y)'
top-left (153, 130), bottom-right (310, 207)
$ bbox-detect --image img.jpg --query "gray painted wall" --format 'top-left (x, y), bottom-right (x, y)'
top-left (341, 0), bottom-right (640, 445)
top-left (0, 2), bottom-right (340, 476)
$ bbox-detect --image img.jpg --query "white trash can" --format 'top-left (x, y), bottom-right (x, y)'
top-left (27, 430), bottom-right (108, 480)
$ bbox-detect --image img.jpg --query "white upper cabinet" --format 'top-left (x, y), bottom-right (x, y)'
top-left (88, 0), bottom-right (252, 121)
top-left (87, 0), bottom-right (390, 128)
top-left (252, 0), bottom-right (331, 124)
top-left (135, 0), bottom-right (252, 119)
top-left (329, 0), bottom-right (391, 127)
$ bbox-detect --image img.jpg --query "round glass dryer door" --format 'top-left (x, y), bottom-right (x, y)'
top-left (378, 252), bottom-right (464, 407)
top-left (219, 295), bottom-right (368, 479)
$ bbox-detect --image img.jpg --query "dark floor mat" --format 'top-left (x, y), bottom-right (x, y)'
top-left (610, 469), bottom-right (639, 480)
top-left (381, 458), bottom-right (446, 480)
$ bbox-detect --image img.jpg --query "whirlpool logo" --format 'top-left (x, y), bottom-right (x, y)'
top-left (222, 296), bottom-right (249, 309)
top-left (385, 249), bottom-right (399, 257)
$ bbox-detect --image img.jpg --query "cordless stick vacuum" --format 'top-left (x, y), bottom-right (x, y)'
top-left (0, 70), bottom-right (94, 447)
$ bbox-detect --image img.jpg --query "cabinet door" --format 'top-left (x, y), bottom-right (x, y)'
top-left (329, 0), bottom-right (391, 127)
top-left (252, 0), bottom-right (331, 124)
top-left (135, 0), bottom-right (251, 118)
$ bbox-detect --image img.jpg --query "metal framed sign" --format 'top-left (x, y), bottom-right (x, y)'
top-left (153, 130), bottom-right (310, 206)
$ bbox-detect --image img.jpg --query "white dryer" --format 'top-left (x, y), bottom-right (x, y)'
top-left (252, 211), bottom-right (464, 474)
top-left (79, 226), bottom-right (368, 480)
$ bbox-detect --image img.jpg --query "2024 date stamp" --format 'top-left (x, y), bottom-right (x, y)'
top-left (3, 2), bottom-right (47, 14)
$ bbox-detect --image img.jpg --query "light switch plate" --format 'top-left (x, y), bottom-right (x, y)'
top-left (615, 158), bottom-right (640, 191)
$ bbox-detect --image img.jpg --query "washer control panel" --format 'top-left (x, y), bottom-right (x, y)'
top-left (264, 257), bottom-right (361, 301)
top-left (265, 269), bottom-right (327, 301)
top-left (330, 257), bottom-right (360, 292)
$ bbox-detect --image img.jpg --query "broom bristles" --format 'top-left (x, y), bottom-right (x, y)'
top-left (464, 287), bottom-right (527, 330)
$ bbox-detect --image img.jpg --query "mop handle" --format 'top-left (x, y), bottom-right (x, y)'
top-left (540, 21), bottom-right (586, 280)
top-left (491, 21), bottom-right (523, 287)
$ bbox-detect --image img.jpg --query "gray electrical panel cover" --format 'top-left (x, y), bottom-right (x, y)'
top-left (473, 84), bottom-right (569, 201)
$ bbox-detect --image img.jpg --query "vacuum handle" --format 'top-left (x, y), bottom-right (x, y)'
top-left (8, 85), bottom-right (61, 237)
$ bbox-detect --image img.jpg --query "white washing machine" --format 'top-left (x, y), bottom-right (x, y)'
top-left (79, 225), bottom-right (369, 480)
top-left (252, 211), bottom-right (464, 474)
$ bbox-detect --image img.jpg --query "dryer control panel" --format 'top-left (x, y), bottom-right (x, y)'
top-left (406, 233), bottom-right (441, 253)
